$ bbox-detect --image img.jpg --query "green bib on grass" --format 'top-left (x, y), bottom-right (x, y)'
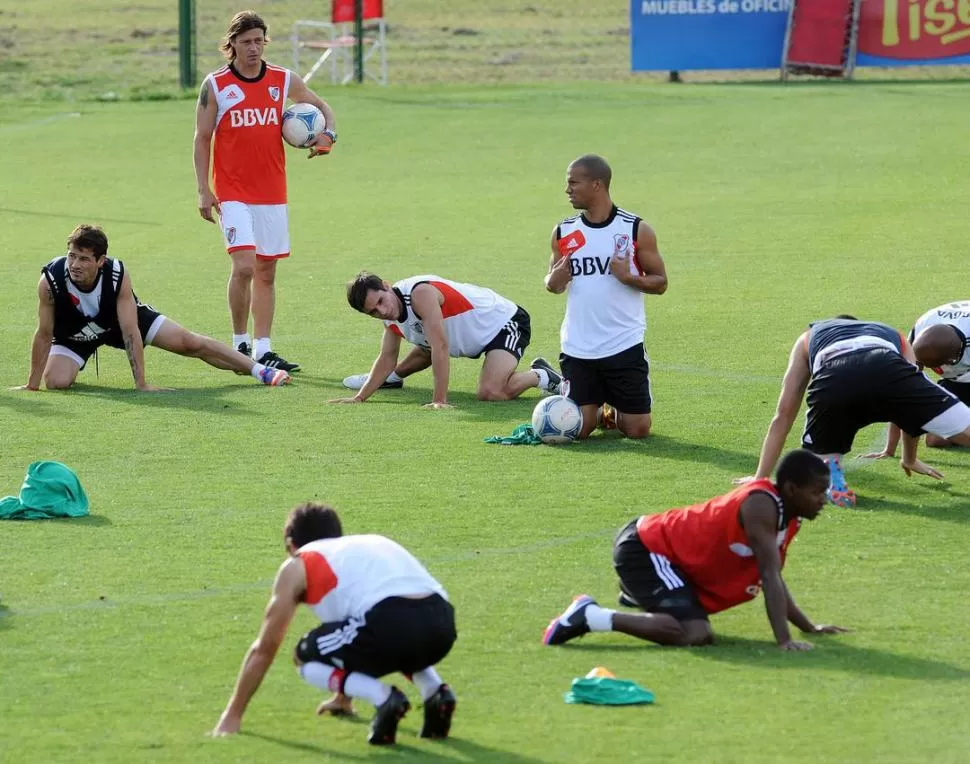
top-left (483, 423), bottom-right (543, 445)
top-left (565, 677), bottom-right (655, 706)
top-left (0, 461), bottom-right (89, 520)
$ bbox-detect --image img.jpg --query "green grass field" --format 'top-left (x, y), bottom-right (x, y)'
top-left (3, 76), bottom-right (970, 762)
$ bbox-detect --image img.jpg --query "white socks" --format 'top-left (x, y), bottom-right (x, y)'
top-left (300, 662), bottom-right (392, 707)
top-left (585, 604), bottom-right (615, 632)
top-left (253, 338), bottom-right (272, 360)
top-left (232, 333), bottom-right (250, 350)
top-left (249, 364), bottom-right (266, 380)
top-left (410, 667), bottom-right (444, 701)
top-left (534, 368), bottom-right (550, 390)
top-left (387, 371), bottom-right (403, 383)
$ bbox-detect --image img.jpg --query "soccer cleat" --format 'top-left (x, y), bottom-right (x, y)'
top-left (368, 686), bottom-right (410, 746)
top-left (342, 373), bottom-right (404, 391)
top-left (257, 367), bottom-right (290, 386)
top-left (825, 455), bottom-right (857, 508)
top-left (599, 404), bottom-right (618, 430)
top-left (543, 594), bottom-right (596, 646)
top-left (617, 590), bottom-right (639, 608)
top-left (529, 357), bottom-right (562, 395)
top-left (233, 342), bottom-right (253, 375)
top-left (419, 684), bottom-right (456, 739)
top-left (256, 351), bottom-right (301, 373)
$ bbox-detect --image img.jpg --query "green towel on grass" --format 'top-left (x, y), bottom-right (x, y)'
top-left (483, 423), bottom-right (543, 445)
top-left (0, 461), bottom-right (90, 520)
top-left (565, 677), bottom-right (655, 706)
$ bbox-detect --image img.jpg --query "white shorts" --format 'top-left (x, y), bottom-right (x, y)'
top-left (219, 201), bottom-right (290, 260)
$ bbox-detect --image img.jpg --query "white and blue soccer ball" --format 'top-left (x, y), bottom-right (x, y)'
top-left (281, 102), bottom-right (326, 148)
top-left (531, 395), bottom-right (582, 445)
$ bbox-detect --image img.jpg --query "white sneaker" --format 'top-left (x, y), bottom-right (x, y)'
top-left (342, 373), bottom-right (404, 391)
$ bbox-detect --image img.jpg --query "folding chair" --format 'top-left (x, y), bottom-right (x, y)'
top-left (292, 0), bottom-right (387, 85)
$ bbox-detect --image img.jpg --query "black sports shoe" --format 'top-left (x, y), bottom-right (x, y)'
top-left (368, 686), bottom-right (410, 746)
top-left (530, 357), bottom-right (562, 395)
top-left (256, 351), bottom-right (301, 373)
top-left (233, 342), bottom-right (252, 375)
top-left (542, 594), bottom-right (596, 646)
top-left (617, 591), bottom-right (639, 608)
top-left (420, 684), bottom-right (456, 739)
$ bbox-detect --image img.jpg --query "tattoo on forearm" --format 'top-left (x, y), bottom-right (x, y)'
top-left (199, 81), bottom-right (209, 108)
top-left (124, 333), bottom-right (140, 379)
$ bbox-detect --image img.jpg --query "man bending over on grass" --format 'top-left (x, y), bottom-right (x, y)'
top-left (331, 271), bottom-right (561, 409)
top-left (738, 316), bottom-right (970, 508)
top-left (13, 225), bottom-right (289, 392)
top-left (543, 449), bottom-right (847, 651)
top-left (212, 503), bottom-right (457, 746)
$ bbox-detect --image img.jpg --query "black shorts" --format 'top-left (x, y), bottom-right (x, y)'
top-left (479, 306), bottom-right (531, 361)
top-left (52, 304), bottom-right (165, 369)
top-left (803, 348), bottom-right (966, 455)
top-left (939, 379), bottom-right (970, 406)
top-left (560, 342), bottom-right (652, 414)
top-left (295, 594), bottom-right (456, 679)
top-left (612, 520), bottom-right (707, 622)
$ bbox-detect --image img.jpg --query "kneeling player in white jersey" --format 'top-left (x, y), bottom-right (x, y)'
top-left (332, 272), bottom-right (561, 408)
top-left (212, 502), bottom-right (457, 745)
top-left (862, 301), bottom-right (970, 454)
top-left (12, 225), bottom-right (289, 392)
top-left (545, 154), bottom-right (669, 439)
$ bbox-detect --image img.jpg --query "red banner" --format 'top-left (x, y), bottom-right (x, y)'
top-left (858, 0), bottom-right (970, 60)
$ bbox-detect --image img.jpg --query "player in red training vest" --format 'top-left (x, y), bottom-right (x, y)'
top-left (543, 450), bottom-right (848, 651)
top-left (212, 503), bottom-right (457, 746)
top-left (194, 11), bottom-right (338, 374)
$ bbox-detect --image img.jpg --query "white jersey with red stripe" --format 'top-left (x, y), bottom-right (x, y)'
top-left (911, 301), bottom-right (970, 382)
top-left (557, 206), bottom-right (647, 359)
top-left (384, 275), bottom-right (518, 358)
top-left (297, 535), bottom-right (447, 623)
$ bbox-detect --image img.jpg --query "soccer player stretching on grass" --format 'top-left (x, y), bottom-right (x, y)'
top-left (212, 503), bottom-right (457, 746)
top-left (13, 225), bottom-right (289, 391)
top-left (544, 450), bottom-right (847, 651)
top-left (332, 272), bottom-right (561, 408)
top-left (740, 316), bottom-right (970, 507)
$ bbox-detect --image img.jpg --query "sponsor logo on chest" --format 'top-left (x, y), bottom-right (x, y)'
top-left (229, 107), bottom-right (280, 128)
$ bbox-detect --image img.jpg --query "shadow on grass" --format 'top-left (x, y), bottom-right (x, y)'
top-left (50, 514), bottom-right (112, 527)
top-left (562, 635), bottom-right (970, 679)
top-left (0, 207), bottom-right (164, 226)
top-left (66, 383), bottom-right (260, 414)
top-left (242, 731), bottom-right (549, 763)
top-left (695, 635), bottom-right (970, 680)
top-left (0, 391), bottom-right (62, 418)
top-left (0, 604), bottom-right (11, 630)
top-left (848, 472), bottom-right (970, 526)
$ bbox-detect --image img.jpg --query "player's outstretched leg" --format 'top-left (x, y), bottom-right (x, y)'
top-left (149, 320), bottom-right (289, 386)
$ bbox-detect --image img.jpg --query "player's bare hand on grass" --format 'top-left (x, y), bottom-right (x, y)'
top-left (316, 693), bottom-right (355, 716)
top-left (198, 189), bottom-right (221, 223)
top-left (779, 639), bottom-right (814, 651)
top-left (136, 384), bottom-right (174, 393)
top-left (329, 396), bottom-right (363, 404)
top-left (808, 624), bottom-right (849, 635)
top-left (901, 458), bottom-right (944, 479)
top-left (857, 449), bottom-right (894, 460)
top-left (9, 385), bottom-right (40, 392)
top-left (423, 401), bottom-right (454, 410)
top-left (732, 476), bottom-right (756, 485)
top-left (210, 713), bottom-right (241, 736)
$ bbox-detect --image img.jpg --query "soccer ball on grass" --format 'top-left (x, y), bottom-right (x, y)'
top-left (531, 395), bottom-right (582, 445)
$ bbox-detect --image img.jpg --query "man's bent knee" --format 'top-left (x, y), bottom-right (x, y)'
top-left (476, 385), bottom-right (510, 401)
top-left (43, 373), bottom-right (75, 390)
top-left (925, 433), bottom-right (953, 448)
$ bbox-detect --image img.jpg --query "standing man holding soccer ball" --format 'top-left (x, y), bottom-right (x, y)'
top-left (544, 154), bottom-right (669, 439)
top-left (193, 10), bottom-right (338, 373)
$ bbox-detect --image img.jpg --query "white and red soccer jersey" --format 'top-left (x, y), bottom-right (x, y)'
top-left (207, 61), bottom-right (290, 204)
top-left (557, 206), bottom-right (647, 360)
top-left (297, 535), bottom-right (447, 623)
top-left (384, 275), bottom-right (518, 358)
